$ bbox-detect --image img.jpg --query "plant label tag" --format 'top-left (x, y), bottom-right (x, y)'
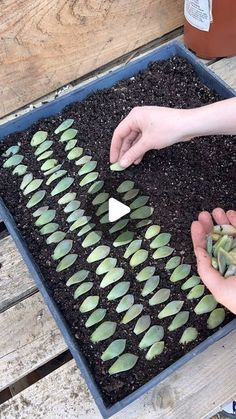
top-left (108, 198), bottom-right (130, 222)
top-left (184, 0), bottom-right (212, 32)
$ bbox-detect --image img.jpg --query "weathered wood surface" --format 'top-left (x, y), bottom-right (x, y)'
top-left (0, 0), bottom-right (184, 117)
top-left (0, 235), bottom-right (36, 312)
top-left (1, 330), bottom-right (236, 419)
top-left (209, 57), bottom-right (236, 91)
top-left (0, 293), bottom-right (67, 392)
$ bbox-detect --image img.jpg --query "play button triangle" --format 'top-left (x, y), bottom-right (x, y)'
top-left (108, 198), bottom-right (130, 222)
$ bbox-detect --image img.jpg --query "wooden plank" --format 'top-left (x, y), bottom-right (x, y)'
top-left (0, 0), bottom-right (184, 117)
top-left (0, 235), bottom-right (37, 312)
top-left (0, 293), bottom-right (67, 392)
top-left (1, 330), bottom-right (235, 418)
top-left (209, 57), bottom-right (236, 90)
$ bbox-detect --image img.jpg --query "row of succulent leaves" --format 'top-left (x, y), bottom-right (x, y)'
top-left (2, 119), bottom-right (230, 376)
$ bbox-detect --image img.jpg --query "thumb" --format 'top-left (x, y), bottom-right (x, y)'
top-left (119, 140), bottom-right (146, 168)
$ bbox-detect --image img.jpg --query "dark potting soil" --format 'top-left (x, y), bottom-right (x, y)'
top-left (0, 56), bottom-right (235, 406)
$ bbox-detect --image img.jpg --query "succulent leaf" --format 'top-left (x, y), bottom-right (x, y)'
top-left (123, 189), bottom-right (139, 201)
top-left (35, 209), bottom-right (56, 226)
top-left (3, 155), bottom-right (24, 168)
top-left (100, 213), bottom-right (110, 224)
top-left (170, 264), bottom-right (191, 282)
top-left (136, 219), bottom-right (152, 229)
top-left (66, 209), bottom-right (85, 223)
top-left (88, 180), bottom-right (104, 194)
top-left (20, 173), bottom-right (33, 190)
top-left (96, 257), bottom-right (117, 275)
top-left (181, 275), bottom-right (201, 290)
top-left (130, 206), bottom-right (154, 220)
top-left (58, 192), bottom-right (76, 205)
top-left (12, 165), bottom-right (28, 175)
top-left (92, 192), bottom-right (109, 206)
top-left (51, 177), bottom-right (75, 196)
top-left (96, 201), bottom-right (108, 216)
top-left (130, 196), bottom-right (149, 209)
top-left (80, 172), bottom-right (99, 186)
top-left (116, 294), bottom-right (134, 313)
top-left (26, 190), bottom-right (46, 208)
top-left (60, 128), bottom-right (78, 141)
top-left (165, 256), bottom-right (181, 270)
top-left (117, 180), bottom-right (134, 193)
top-left (78, 161), bottom-right (97, 175)
top-left (67, 147), bottom-right (83, 160)
top-left (39, 223), bottom-right (59, 235)
top-left (64, 200), bottom-right (81, 213)
top-left (3, 145), bottom-right (20, 156)
top-left (37, 150), bottom-right (54, 161)
top-left (179, 327), bottom-right (198, 345)
top-left (109, 219), bottom-right (129, 234)
top-left (31, 131), bottom-right (48, 146)
top-left (82, 230), bottom-right (102, 248)
top-left (65, 139), bottom-right (77, 151)
top-left (56, 254), bottom-right (78, 272)
top-left (66, 270), bottom-right (90, 286)
top-left (187, 284), bottom-right (205, 300)
top-left (85, 308), bottom-right (106, 328)
top-left (207, 308), bottom-right (225, 329)
top-left (113, 231), bottom-right (134, 247)
top-left (206, 234), bottom-right (213, 256)
top-left (23, 179), bottom-right (43, 196)
top-left (149, 288), bottom-right (170, 306)
top-left (77, 223), bottom-right (95, 237)
top-left (168, 311), bottom-right (190, 331)
top-left (33, 206), bottom-right (49, 218)
top-left (194, 295), bottom-right (217, 315)
top-left (110, 162), bottom-right (125, 171)
top-left (76, 155), bottom-right (92, 166)
top-left (134, 315), bottom-right (151, 335)
top-left (80, 296), bottom-right (99, 313)
top-left (146, 341), bottom-right (165, 360)
top-left (90, 321), bottom-right (116, 342)
top-left (46, 231), bottom-right (66, 244)
top-left (136, 266), bottom-right (155, 282)
top-left (43, 164), bottom-right (62, 177)
top-left (41, 159), bottom-right (58, 172)
top-left (153, 246), bottom-right (174, 259)
top-left (101, 339), bottom-right (126, 362)
top-left (139, 326), bottom-right (164, 349)
top-left (54, 119), bottom-right (74, 134)
top-left (46, 170), bottom-right (67, 186)
top-left (121, 304), bottom-right (143, 323)
top-left (150, 233), bottom-right (171, 249)
top-left (34, 141), bottom-right (53, 156)
top-left (130, 249), bottom-right (148, 267)
top-left (107, 282), bottom-right (130, 301)
top-left (52, 239), bottom-right (73, 260)
top-left (87, 245), bottom-right (110, 263)
top-left (124, 239), bottom-right (142, 259)
top-left (74, 282), bottom-right (93, 299)
top-left (109, 353), bottom-right (138, 375)
top-left (141, 276), bottom-right (160, 297)
top-left (70, 216), bottom-right (92, 231)
top-left (145, 224), bottom-right (161, 239)
top-left (158, 301), bottom-right (184, 319)
top-left (100, 267), bottom-right (124, 288)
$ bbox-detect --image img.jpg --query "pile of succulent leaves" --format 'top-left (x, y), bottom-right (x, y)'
top-left (2, 119), bottom-right (232, 376)
top-left (207, 226), bottom-right (236, 276)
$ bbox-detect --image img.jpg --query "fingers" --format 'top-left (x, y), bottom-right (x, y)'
top-left (198, 211), bottom-right (213, 233)
top-left (118, 132), bottom-right (140, 162)
top-left (110, 111), bottom-right (140, 163)
top-left (120, 140), bottom-right (147, 168)
top-left (191, 220), bottom-right (207, 250)
top-left (226, 210), bottom-right (236, 228)
top-left (212, 208), bottom-right (229, 225)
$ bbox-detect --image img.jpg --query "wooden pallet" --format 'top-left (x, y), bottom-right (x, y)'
top-left (0, 35), bottom-right (236, 419)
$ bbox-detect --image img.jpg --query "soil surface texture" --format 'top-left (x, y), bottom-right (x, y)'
top-left (0, 56), bottom-right (235, 406)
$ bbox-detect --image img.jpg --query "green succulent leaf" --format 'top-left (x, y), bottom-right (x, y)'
top-left (46, 231), bottom-right (66, 244)
top-left (12, 164), bottom-right (28, 175)
top-left (60, 128), bottom-right (78, 142)
top-left (153, 246), bottom-right (174, 259)
top-left (123, 189), bottom-right (139, 201)
top-left (3, 154), bottom-right (23, 168)
top-left (26, 190), bottom-right (46, 208)
top-left (110, 162), bottom-right (125, 171)
top-left (92, 192), bottom-right (109, 206)
top-left (146, 341), bottom-right (165, 360)
top-left (168, 311), bottom-right (190, 331)
top-left (96, 257), bottom-right (117, 275)
top-left (165, 256), bottom-right (181, 270)
top-left (149, 288), bottom-right (170, 306)
top-left (101, 339), bottom-right (126, 362)
top-left (116, 294), bottom-right (134, 313)
top-left (124, 239), bottom-right (142, 259)
top-left (77, 223), bottom-right (95, 237)
top-left (74, 282), bottom-right (93, 299)
top-left (65, 139), bottom-right (77, 151)
top-left (23, 179), bottom-right (43, 196)
top-left (100, 267), bottom-right (124, 288)
top-left (46, 170), bottom-right (67, 186)
top-left (194, 295), bottom-right (217, 315)
top-left (58, 192), bottom-right (76, 205)
top-left (52, 239), bottom-right (73, 260)
top-left (54, 119), bottom-right (74, 134)
top-left (179, 327), bottom-right (198, 345)
top-left (90, 321), bottom-right (116, 342)
top-left (136, 219), bottom-right (152, 229)
top-left (109, 219), bottom-right (129, 234)
top-left (187, 284), bottom-right (205, 300)
top-left (41, 159), bottom-right (58, 172)
top-left (43, 164), bottom-right (62, 177)
top-left (66, 209), bottom-right (85, 223)
top-left (117, 180), bottom-right (134, 193)
top-left (85, 308), bottom-right (106, 328)
top-left (56, 254), bottom-right (78, 272)
top-left (130, 206), bottom-right (154, 220)
top-left (39, 223), bottom-right (59, 235)
top-left (67, 147), bottom-right (83, 160)
top-left (82, 230), bottom-right (102, 248)
top-left (51, 177), bottom-right (75, 196)
top-left (64, 200), bottom-right (81, 213)
top-left (145, 224), bottom-right (161, 239)
top-left (213, 234), bottom-right (233, 257)
top-left (34, 141), bottom-right (53, 156)
top-left (207, 308), bottom-right (225, 329)
top-left (109, 353), bottom-right (138, 375)
top-left (31, 131), bottom-right (48, 146)
top-left (96, 201), bottom-right (108, 216)
top-left (3, 145), bottom-right (20, 156)
top-left (107, 281), bottom-right (130, 301)
top-left (206, 234), bottom-right (213, 256)
top-left (121, 304), bottom-right (143, 324)
top-left (80, 296), bottom-right (99, 313)
top-left (80, 172), bottom-right (99, 187)
top-left (20, 173), bottom-right (33, 190)
top-left (100, 213), bottom-right (110, 224)
top-left (88, 180), bottom-right (104, 194)
top-left (76, 155), bottom-right (92, 166)
top-left (37, 150), bottom-right (54, 161)
top-left (70, 216), bottom-right (92, 231)
top-left (136, 266), bottom-right (155, 282)
top-left (150, 233), bottom-right (171, 249)
top-left (170, 264), bottom-right (191, 282)
top-left (130, 249), bottom-right (148, 267)
top-left (33, 206), bottom-right (50, 217)
top-left (78, 160), bottom-right (97, 175)
top-left (181, 275), bottom-right (201, 290)
top-left (139, 326), bottom-right (164, 349)
top-left (66, 270), bottom-right (90, 286)
top-left (113, 231), bottom-right (134, 247)
top-left (130, 196), bottom-right (149, 209)
top-left (141, 276), bottom-right (160, 297)
top-left (158, 301), bottom-right (184, 319)
top-left (87, 245), bottom-right (110, 263)
top-left (134, 315), bottom-right (151, 335)
top-left (35, 209), bottom-right (56, 226)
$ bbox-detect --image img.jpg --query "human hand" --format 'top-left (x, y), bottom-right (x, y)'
top-left (110, 106), bottom-right (190, 168)
top-left (191, 208), bottom-right (236, 314)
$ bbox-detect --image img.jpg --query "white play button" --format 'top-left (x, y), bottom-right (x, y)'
top-left (108, 198), bottom-right (130, 222)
